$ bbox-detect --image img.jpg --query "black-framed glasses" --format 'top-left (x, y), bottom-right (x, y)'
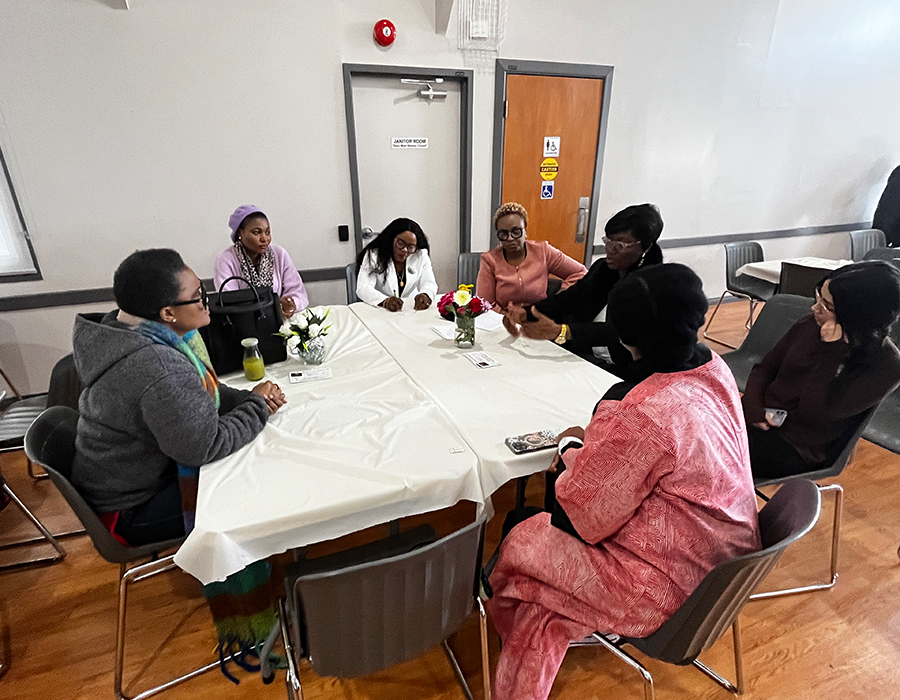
top-left (394, 239), bottom-right (418, 254)
top-left (497, 227), bottom-right (525, 241)
top-left (170, 286), bottom-right (209, 309)
top-left (814, 289), bottom-right (835, 314)
top-left (602, 236), bottom-right (640, 254)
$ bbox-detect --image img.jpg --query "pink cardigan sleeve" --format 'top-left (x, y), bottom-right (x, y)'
top-left (555, 402), bottom-right (674, 544)
top-left (213, 248), bottom-right (244, 292)
top-left (476, 251), bottom-right (498, 307)
top-left (545, 244), bottom-right (587, 289)
top-left (273, 246), bottom-right (308, 310)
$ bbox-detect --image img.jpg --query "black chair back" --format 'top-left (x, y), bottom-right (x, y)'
top-left (862, 246), bottom-right (900, 265)
top-left (778, 262), bottom-right (830, 298)
top-left (724, 242), bottom-right (776, 301)
top-left (24, 406), bottom-right (183, 564)
top-left (626, 479), bottom-right (820, 664)
top-left (722, 294), bottom-right (812, 392)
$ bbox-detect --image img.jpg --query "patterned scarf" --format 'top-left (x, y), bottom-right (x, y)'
top-left (129, 315), bottom-right (279, 684)
top-left (235, 239), bottom-right (275, 288)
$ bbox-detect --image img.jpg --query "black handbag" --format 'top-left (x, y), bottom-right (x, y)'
top-left (199, 276), bottom-right (287, 375)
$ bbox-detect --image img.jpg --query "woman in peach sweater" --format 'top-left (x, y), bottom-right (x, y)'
top-left (477, 203), bottom-right (587, 310)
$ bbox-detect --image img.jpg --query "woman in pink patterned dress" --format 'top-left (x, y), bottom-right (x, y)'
top-left (486, 264), bottom-right (760, 700)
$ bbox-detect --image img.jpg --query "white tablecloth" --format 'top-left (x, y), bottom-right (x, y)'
top-left (351, 303), bottom-right (619, 496)
top-left (736, 257), bottom-right (852, 285)
top-left (175, 307), bottom-right (483, 584)
top-left (175, 304), bottom-right (618, 584)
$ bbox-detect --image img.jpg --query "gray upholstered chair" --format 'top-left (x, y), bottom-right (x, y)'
top-left (703, 242), bottom-right (777, 349)
top-left (457, 251), bottom-right (482, 289)
top-left (849, 228), bottom-right (886, 261)
top-left (722, 294), bottom-right (812, 392)
top-left (345, 262), bottom-right (358, 304)
top-left (569, 479), bottom-right (820, 699)
top-left (25, 406), bottom-right (221, 700)
top-left (280, 517), bottom-right (490, 700)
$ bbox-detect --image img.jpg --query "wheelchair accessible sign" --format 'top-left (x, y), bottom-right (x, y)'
top-left (540, 181), bottom-right (555, 200)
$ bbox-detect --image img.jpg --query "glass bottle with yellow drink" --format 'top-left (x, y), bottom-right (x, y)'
top-left (241, 338), bottom-right (266, 381)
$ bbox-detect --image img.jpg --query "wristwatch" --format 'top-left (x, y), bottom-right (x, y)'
top-left (554, 323), bottom-right (569, 345)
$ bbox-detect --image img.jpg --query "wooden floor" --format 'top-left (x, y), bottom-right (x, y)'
top-left (2, 299), bottom-right (900, 699)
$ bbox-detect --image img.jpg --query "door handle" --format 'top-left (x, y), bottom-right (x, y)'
top-left (575, 197), bottom-right (589, 244)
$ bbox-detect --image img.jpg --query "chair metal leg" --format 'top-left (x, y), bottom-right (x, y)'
top-left (26, 459), bottom-right (49, 481)
top-left (691, 618), bottom-right (743, 695)
top-left (477, 597), bottom-right (491, 700)
top-left (583, 633), bottom-right (655, 700)
top-left (114, 554), bottom-right (225, 700)
top-left (442, 640), bottom-right (475, 700)
top-left (0, 367), bottom-right (23, 400)
top-left (751, 483), bottom-right (842, 600)
top-left (278, 598), bottom-right (303, 700)
top-left (703, 291), bottom-right (750, 350)
top-left (0, 482), bottom-right (66, 571)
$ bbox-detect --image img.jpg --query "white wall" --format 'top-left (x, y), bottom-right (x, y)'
top-left (1, 0), bottom-right (899, 392)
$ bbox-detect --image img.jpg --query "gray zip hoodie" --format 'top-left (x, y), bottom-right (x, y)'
top-left (71, 311), bottom-right (269, 512)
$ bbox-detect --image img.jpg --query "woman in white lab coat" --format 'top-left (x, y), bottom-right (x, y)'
top-left (356, 218), bottom-right (438, 311)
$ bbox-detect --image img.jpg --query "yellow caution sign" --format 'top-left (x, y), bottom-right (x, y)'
top-left (540, 157), bottom-right (558, 181)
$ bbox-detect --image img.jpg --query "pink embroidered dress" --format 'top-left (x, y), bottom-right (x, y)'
top-left (486, 353), bottom-right (760, 700)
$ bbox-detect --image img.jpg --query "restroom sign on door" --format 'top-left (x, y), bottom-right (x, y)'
top-left (543, 137), bottom-right (560, 157)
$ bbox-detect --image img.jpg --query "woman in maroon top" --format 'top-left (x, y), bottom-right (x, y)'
top-left (743, 261), bottom-right (900, 477)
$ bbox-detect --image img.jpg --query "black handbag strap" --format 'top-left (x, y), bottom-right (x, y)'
top-left (216, 275), bottom-right (261, 306)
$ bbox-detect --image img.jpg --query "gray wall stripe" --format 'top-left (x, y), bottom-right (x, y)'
top-left (0, 267), bottom-right (347, 313)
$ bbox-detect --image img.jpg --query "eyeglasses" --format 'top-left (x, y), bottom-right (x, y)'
top-left (394, 239), bottom-right (418, 254)
top-left (170, 286), bottom-right (209, 310)
top-left (497, 227), bottom-right (525, 241)
top-left (602, 236), bottom-right (640, 254)
top-left (814, 290), bottom-right (835, 314)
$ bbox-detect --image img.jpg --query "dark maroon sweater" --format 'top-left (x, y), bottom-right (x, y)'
top-left (742, 315), bottom-right (900, 464)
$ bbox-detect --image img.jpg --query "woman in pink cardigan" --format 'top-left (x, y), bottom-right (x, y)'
top-left (477, 202), bottom-right (586, 310)
top-left (213, 205), bottom-right (309, 318)
top-left (485, 264), bottom-right (760, 700)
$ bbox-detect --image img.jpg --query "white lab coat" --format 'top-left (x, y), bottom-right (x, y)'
top-left (356, 249), bottom-right (439, 307)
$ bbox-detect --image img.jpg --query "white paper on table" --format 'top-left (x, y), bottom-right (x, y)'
top-left (432, 322), bottom-right (456, 340)
top-left (476, 310), bottom-right (504, 331)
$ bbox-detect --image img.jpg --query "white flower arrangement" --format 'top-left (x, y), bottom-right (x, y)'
top-left (275, 307), bottom-right (331, 352)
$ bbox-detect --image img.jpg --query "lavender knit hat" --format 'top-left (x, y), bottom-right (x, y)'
top-left (229, 205), bottom-right (266, 242)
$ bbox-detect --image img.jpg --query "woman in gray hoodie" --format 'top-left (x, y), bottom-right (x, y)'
top-left (72, 249), bottom-right (286, 545)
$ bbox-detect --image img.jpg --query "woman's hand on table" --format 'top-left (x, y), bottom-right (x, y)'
top-left (501, 303), bottom-right (527, 337)
top-left (280, 296), bottom-right (297, 318)
top-left (519, 308), bottom-right (562, 341)
top-left (548, 426), bottom-right (585, 473)
top-left (252, 381), bottom-right (287, 414)
top-left (380, 296), bottom-right (403, 312)
top-left (414, 293), bottom-right (432, 310)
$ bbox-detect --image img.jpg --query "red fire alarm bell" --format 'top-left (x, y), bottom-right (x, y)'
top-left (374, 19), bottom-right (396, 47)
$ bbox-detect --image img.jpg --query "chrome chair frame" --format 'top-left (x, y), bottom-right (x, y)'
top-left (0, 477), bottom-right (68, 571)
top-left (114, 555), bottom-right (228, 700)
top-left (750, 483), bottom-right (841, 600)
top-left (569, 622), bottom-right (745, 700)
top-left (748, 408), bottom-right (874, 600)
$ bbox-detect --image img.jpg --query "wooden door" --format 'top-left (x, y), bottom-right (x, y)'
top-left (500, 74), bottom-right (604, 263)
